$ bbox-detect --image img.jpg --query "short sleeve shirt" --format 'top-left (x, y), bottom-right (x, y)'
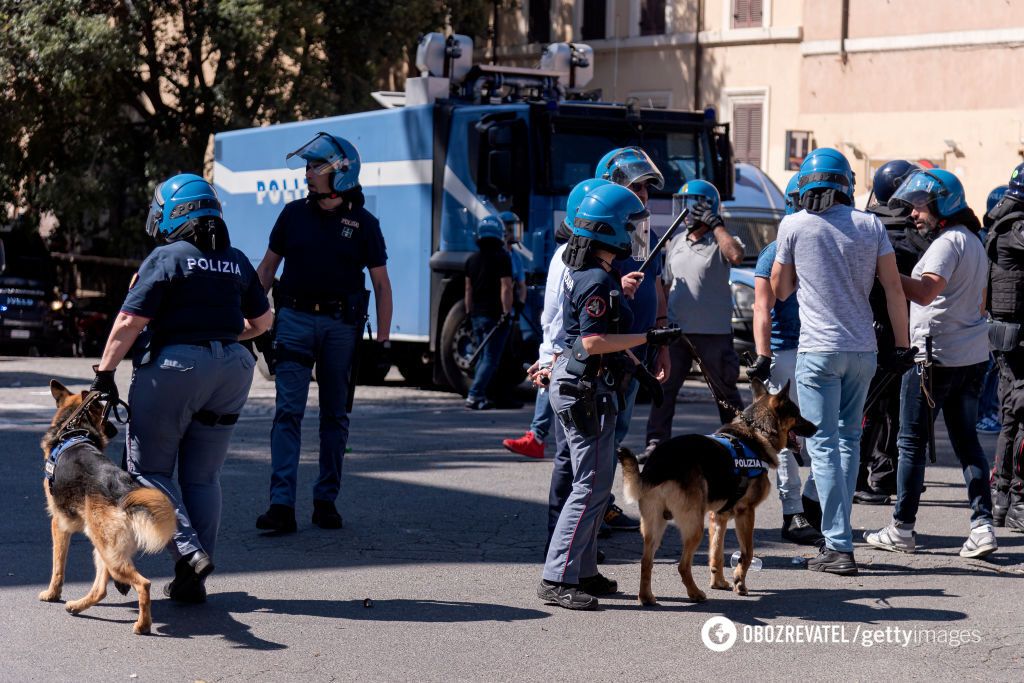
top-left (754, 242), bottom-right (800, 352)
top-left (562, 265), bottom-right (633, 349)
top-left (775, 205), bottom-right (893, 352)
top-left (663, 231), bottom-right (734, 334)
top-left (466, 244), bottom-right (512, 318)
top-left (909, 225), bottom-right (989, 366)
top-left (510, 249), bottom-right (526, 283)
top-left (269, 199), bottom-right (387, 300)
top-left (121, 240), bottom-right (269, 347)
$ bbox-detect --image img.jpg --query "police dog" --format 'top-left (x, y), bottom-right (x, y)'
top-left (617, 378), bottom-right (816, 605)
top-left (39, 380), bottom-right (176, 635)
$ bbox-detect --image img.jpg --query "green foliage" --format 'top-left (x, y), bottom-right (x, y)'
top-left (0, 0), bottom-right (490, 259)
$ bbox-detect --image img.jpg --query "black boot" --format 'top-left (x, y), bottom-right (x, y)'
top-left (312, 500), bottom-right (343, 529)
top-left (163, 550), bottom-right (215, 603)
top-left (782, 513), bottom-right (825, 545)
top-left (801, 495), bottom-right (822, 533)
top-left (256, 504), bottom-right (297, 533)
top-left (1005, 494), bottom-right (1024, 533)
top-left (853, 489), bottom-right (892, 505)
top-left (992, 488), bottom-right (1009, 527)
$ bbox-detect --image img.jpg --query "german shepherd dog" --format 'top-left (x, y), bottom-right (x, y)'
top-left (617, 378), bottom-right (817, 605)
top-left (39, 380), bottom-right (176, 635)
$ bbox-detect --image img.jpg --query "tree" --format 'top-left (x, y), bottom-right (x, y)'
top-left (0, 0), bottom-right (489, 262)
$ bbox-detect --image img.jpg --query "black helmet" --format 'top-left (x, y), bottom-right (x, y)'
top-left (872, 160), bottom-right (919, 205)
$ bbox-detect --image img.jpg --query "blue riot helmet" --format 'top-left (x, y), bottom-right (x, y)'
top-left (145, 173), bottom-right (224, 242)
top-left (672, 179), bottom-right (721, 218)
top-left (565, 178), bottom-right (613, 230)
top-left (871, 160), bottom-right (919, 205)
top-left (601, 146), bottom-right (665, 191)
top-left (286, 132), bottom-right (361, 194)
top-left (1006, 162), bottom-right (1024, 202)
top-left (498, 210), bottom-right (523, 244)
top-left (888, 169), bottom-right (966, 219)
top-left (797, 147), bottom-right (855, 200)
top-left (987, 185), bottom-right (1008, 213)
top-left (784, 173), bottom-right (800, 215)
top-left (573, 183), bottom-right (650, 259)
top-left (476, 214), bottom-right (505, 244)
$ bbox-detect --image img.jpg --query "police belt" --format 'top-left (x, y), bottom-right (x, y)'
top-left (277, 294), bottom-right (347, 315)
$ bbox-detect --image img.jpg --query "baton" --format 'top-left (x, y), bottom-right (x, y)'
top-left (467, 315), bottom-right (510, 369)
top-left (925, 335), bottom-right (936, 464)
top-left (639, 208), bottom-right (689, 274)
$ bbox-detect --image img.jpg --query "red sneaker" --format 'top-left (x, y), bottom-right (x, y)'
top-left (503, 431), bottom-right (545, 459)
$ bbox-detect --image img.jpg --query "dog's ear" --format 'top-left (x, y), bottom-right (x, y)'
top-left (750, 377), bottom-right (769, 401)
top-left (50, 380), bottom-right (72, 405)
top-left (769, 379), bottom-right (792, 406)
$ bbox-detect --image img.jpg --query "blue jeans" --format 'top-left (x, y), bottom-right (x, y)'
top-left (270, 307), bottom-right (358, 508)
top-left (796, 351), bottom-right (876, 553)
top-left (530, 386), bottom-right (554, 441)
top-left (770, 348), bottom-right (817, 514)
top-left (894, 362), bottom-right (993, 528)
top-left (468, 315), bottom-right (510, 402)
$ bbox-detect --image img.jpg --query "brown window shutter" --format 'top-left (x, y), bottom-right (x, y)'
top-left (733, 102), bottom-right (763, 168)
top-left (733, 0), bottom-right (762, 29)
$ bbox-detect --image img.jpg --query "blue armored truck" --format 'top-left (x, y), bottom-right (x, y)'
top-left (213, 35), bottom-right (735, 392)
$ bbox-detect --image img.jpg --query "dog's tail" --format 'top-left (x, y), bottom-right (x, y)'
top-left (120, 487), bottom-right (176, 555)
top-left (616, 447), bottom-right (642, 505)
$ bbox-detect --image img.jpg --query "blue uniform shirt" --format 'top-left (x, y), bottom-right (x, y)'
top-left (269, 198), bottom-right (387, 301)
top-left (122, 240), bottom-right (269, 347)
top-left (562, 265), bottom-right (634, 349)
top-left (510, 248), bottom-right (526, 283)
top-left (613, 239), bottom-right (662, 333)
top-left (754, 241), bottom-right (800, 352)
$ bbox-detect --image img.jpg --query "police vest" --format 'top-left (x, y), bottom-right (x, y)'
top-left (988, 214), bottom-right (1024, 322)
top-left (708, 433), bottom-right (766, 513)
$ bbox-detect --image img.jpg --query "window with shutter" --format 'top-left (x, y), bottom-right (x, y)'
top-left (639, 0), bottom-right (666, 36)
top-left (732, 101), bottom-right (764, 168)
top-left (732, 0), bottom-right (763, 29)
top-left (581, 0), bottom-right (607, 40)
top-left (528, 0), bottom-right (552, 44)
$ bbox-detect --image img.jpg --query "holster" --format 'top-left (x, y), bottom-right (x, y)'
top-left (558, 380), bottom-right (611, 439)
top-left (565, 336), bottom-right (599, 379)
top-left (988, 319), bottom-right (1022, 353)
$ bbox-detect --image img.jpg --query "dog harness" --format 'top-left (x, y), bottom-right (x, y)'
top-left (708, 433), bottom-right (766, 513)
top-left (45, 432), bottom-right (92, 485)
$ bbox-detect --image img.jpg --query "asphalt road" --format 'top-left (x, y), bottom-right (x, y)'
top-left (1, 356), bottom-right (1022, 682)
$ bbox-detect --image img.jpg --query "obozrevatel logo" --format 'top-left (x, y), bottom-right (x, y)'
top-left (701, 616), bottom-right (738, 652)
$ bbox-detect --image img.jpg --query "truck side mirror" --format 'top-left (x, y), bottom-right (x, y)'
top-left (0, 238), bottom-right (5, 275)
top-left (487, 150), bottom-right (513, 194)
top-left (474, 113), bottom-right (528, 200)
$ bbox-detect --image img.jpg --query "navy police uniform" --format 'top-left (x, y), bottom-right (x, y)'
top-left (543, 265), bottom-right (632, 585)
top-left (123, 240), bottom-right (269, 560)
top-left (267, 197), bottom-right (387, 509)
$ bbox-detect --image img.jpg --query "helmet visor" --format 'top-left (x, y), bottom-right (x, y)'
top-left (145, 183), bottom-right (165, 237)
top-left (286, 133), bottom-right (352, 177)
top-left (628, 209), bottom-right (652, 261)
top-left (607, 148), bottom-right (665, 191)
top-left (888, 171), bottom-right (946, 211)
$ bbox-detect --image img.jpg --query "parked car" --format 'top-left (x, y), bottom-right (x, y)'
top-left (723, 163), bottom-right (787, 357)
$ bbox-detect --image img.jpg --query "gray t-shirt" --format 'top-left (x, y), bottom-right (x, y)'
top-left (909, 225), bottom-right (989, 366)
top-left (775, 205), bottom-right (894, 352)
top-left (663, 230), bottom-right (734, 334)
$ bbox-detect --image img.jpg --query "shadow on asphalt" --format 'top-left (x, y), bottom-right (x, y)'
top-left (0, 371), bottom-right (86, 389)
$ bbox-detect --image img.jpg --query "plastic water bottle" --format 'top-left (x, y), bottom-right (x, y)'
top-left (730, 551), bottom-right (763, 571)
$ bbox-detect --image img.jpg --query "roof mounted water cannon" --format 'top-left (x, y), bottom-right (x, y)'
top-left (540, 43), bottom-right (594, 90)
top-left (416, 33), bottom-right (474, 83)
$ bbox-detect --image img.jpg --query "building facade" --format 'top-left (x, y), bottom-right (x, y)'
top-left (493, 0), bottom-right (1024, 205)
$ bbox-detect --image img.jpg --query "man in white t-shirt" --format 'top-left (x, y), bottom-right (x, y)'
top-left (865, 169), bottom-right (997, 560)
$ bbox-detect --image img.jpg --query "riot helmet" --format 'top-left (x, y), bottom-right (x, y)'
top-left (286, 132), bottom-right (361, 194)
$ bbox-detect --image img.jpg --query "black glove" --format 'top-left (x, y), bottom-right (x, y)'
top-left (745, 354), bottom-right (772, 382)
top-left (646, 325), bottom-right (682, 347)
top-left (633, 363), bottom-right (665, 408)
top-left (513, 299), bottom-right (525, 316)
top-left (90, 365), bottom-right (118, 403)
top-left (879, 346), bottom-right (918, 375)
top-left (699, 205), bottom-right (724, 230)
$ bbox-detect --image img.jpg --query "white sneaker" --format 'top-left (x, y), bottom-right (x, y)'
top-left (865, 524), bottom-right (917, 553)
top-left (960, 524), bottom-right (997, 559)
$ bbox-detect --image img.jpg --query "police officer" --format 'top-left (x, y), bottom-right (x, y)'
top-left (537, 183), bottom-right (680, 610)
top-left (254, 132), bottom-right (393, 533)
top-left (748, 174), bottom-right (822, 545)
top-left (985, 164), bottom-right (1024, 530)
top-left (855, 160), bottom-right (927, 505)
top-left (90, 173), bottom-right (273, 602)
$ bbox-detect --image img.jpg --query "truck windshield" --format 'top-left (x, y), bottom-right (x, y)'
top-left (547, 127), bottom-right (710, 196)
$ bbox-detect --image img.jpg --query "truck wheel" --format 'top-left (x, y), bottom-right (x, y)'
top-left (439, 300), bottom-right (474, 396)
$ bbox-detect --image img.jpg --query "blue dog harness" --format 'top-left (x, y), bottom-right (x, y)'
top-left (45, 432), bottom-right (92, 485)
top-left (708, 433), bottom-right (767, 512)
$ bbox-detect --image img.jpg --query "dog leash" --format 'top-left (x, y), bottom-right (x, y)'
top-left (679, 332), bottom-right (745, 419)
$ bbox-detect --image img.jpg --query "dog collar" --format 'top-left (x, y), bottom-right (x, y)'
top-left (45, 432), bottom-right (92, 484)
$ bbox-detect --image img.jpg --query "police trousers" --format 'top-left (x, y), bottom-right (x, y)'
top-left (126, 341), bottom-right (255, 560)
top-left (543, 357), bottom-right (617, 585)
top-left (269, 307), bottom-right (359, 507)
